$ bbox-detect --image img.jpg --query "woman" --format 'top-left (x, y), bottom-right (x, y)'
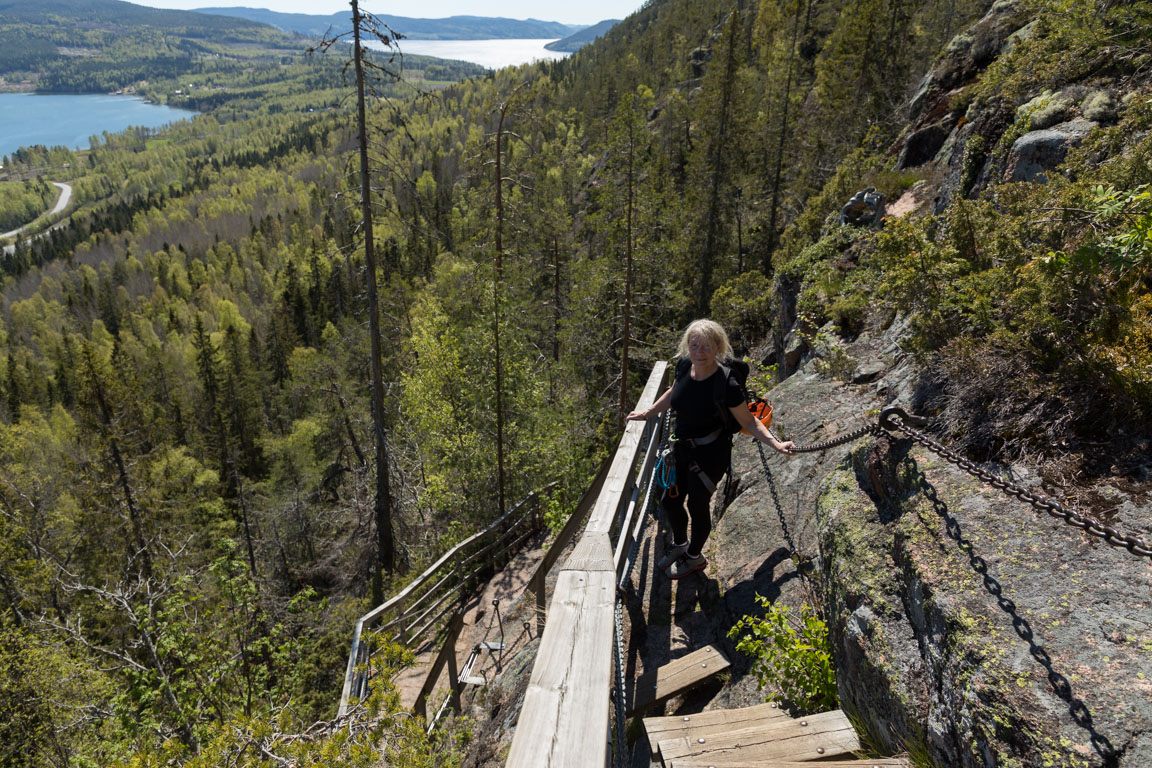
top-left (628, 319), bottom-right (794, 578)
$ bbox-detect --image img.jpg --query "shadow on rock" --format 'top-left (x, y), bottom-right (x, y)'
top-left (721, 546), bottom-right (798, 640)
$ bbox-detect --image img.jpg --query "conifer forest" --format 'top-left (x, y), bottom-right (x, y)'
top-left (0, 0), bottom-right (1150, 765)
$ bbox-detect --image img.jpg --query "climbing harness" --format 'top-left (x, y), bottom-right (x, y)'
top-left (688, 457), bottom-right (717, 493)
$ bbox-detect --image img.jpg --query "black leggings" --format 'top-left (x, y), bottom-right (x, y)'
top-left (661, 439), bottom-right (731, 557)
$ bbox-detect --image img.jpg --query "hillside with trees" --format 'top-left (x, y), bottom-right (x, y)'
top-left (195, 7), bottom-right (582, 41)
top-left (0, 0), bottom-right (306, 93)
top-left (0, 0), bottom-right (1149, 765)
top-left (544, 19), bottom-right (621, 52)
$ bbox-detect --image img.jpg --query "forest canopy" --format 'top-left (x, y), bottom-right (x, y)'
top-left (1, 0), bottom-right (1150, 763)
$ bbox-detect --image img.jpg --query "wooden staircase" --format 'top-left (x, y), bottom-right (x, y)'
top-left (628, 644), bottom-right (731, 717)
top-left (643, 700), bottom-right (909, 768)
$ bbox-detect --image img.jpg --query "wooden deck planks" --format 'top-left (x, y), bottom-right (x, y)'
top-left (643, 700), bottom-right (791, 755)
top-left (656, 709), bottom-right (861, 766)
top-left (504, 567), bottom-right (617, 768)
top-left (628, 644), bottom-right (732, 716)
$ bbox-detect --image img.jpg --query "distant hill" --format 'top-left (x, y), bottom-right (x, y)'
top-left (544, 19), bottom-right (619, 52)
top-left (0, 0), bottom-right (279, 37)
top-left (195, 7), bottom-right (585, 41)
top-left (0, 0), bottom-right (302, 92)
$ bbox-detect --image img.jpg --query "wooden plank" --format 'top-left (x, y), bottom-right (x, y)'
top-left (412, 610), bottom-right (466, 722)
top-left (628, 645), bottom-right (731, 716)
top-left (643, 701), bottom-right (790, 755)
top-left (614, 421), bottom-right (663, 577)
top-left (667, 760), bottom-right (910, 768)
top-left (530, 456), bottom-right (613, 596)
top-left (584, 362), bottom-right (667, 537)
top-left (565, 534), bottom-right (616, 573)
top-left (506, 364), bottom-right (667, 768)
top-left (657, 709), bottom-right (861, 766)
top-left (505, 569), bottom-right (617, 768)
top-left (530, 456), bottom-right (613, 635)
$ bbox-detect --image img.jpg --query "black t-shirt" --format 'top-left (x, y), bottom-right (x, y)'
top-left (670, 360), bottom-right (744, 438)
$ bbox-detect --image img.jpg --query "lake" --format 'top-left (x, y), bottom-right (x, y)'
top-left (372, 39), bottom-right (571, 70)
top-left (0, 93), bottom-right (195, 160)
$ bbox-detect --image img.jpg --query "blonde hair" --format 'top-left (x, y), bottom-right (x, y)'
top-left (676, 319), bottom-right (733, 362)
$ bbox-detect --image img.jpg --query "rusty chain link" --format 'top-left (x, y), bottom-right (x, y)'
top-left (878, 407), bottom-right (1152, 559)
top-left (789, 422), bottom-right (883, 453)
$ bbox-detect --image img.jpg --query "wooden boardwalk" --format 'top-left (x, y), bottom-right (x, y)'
top-left (394, 530), bottom-right (549, 711)
top-left (384, 363), bottom-right (915, 768)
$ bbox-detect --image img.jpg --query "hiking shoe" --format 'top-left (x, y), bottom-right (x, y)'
top-left (657, 541), bottom-right (689, 571)
top-left (667, 553), bottom-right (707, 579)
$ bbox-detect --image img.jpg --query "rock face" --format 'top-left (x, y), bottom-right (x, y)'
top-left (820, 435), bottom-right (1152, 768)
top-left (897, 120), bottom-right (954, 169)
top-left (908, 1), bottom-right (1031, 124)
top-left (726, 320), bottom-right (1152, 768)
top-left (1004, 118), bottom-right (1097, 183)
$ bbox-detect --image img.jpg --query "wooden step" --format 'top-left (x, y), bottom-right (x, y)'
top-left (656, 708), bottom-right (860, 766)
top-left (460, 675), bottom-right (488, 686)
top-left (643, 700), bottom-right (790, 755)
top-left (668, 760), bottom-right (910, 768)
top-left (627, 645), bottom-right (731, 716)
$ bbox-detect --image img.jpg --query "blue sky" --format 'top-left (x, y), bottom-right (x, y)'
top-left (135, 0), bottom-right (647, 26)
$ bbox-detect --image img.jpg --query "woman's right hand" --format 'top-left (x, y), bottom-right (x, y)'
top-left (626, 408), bottom-right (650, 421)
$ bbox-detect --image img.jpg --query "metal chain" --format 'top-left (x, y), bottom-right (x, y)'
top-left (753, 416), bottom-right (881, 577)
top-left (879, 407), bottom-right (1152, 559)
top-left (756, 442), bottom-right (800, 563)
top-left (790, 421), bottom-right (883, 453)
top-left (612, 598), bottom-right (627, 768)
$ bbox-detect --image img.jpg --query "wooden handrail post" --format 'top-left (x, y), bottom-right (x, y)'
top-left (534, 571), bottom-right (546, 636)
top-left (396, 599), bottom-right (406, 646)
top-left (413, 610), bottom-right (466, 727)
top-left (446, 640), bottom-right (462, 715)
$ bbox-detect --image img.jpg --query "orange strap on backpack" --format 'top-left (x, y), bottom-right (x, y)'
top-left (740, 399), bottom-right (773, 435)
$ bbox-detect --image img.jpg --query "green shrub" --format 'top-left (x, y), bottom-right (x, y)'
top-left (728, 595), bottom-right (838, 713)
top-left (711, 271), bottom-right (774, 353)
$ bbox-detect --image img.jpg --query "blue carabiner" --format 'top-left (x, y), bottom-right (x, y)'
top-left (655, 446), bottom-right (676, 489)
